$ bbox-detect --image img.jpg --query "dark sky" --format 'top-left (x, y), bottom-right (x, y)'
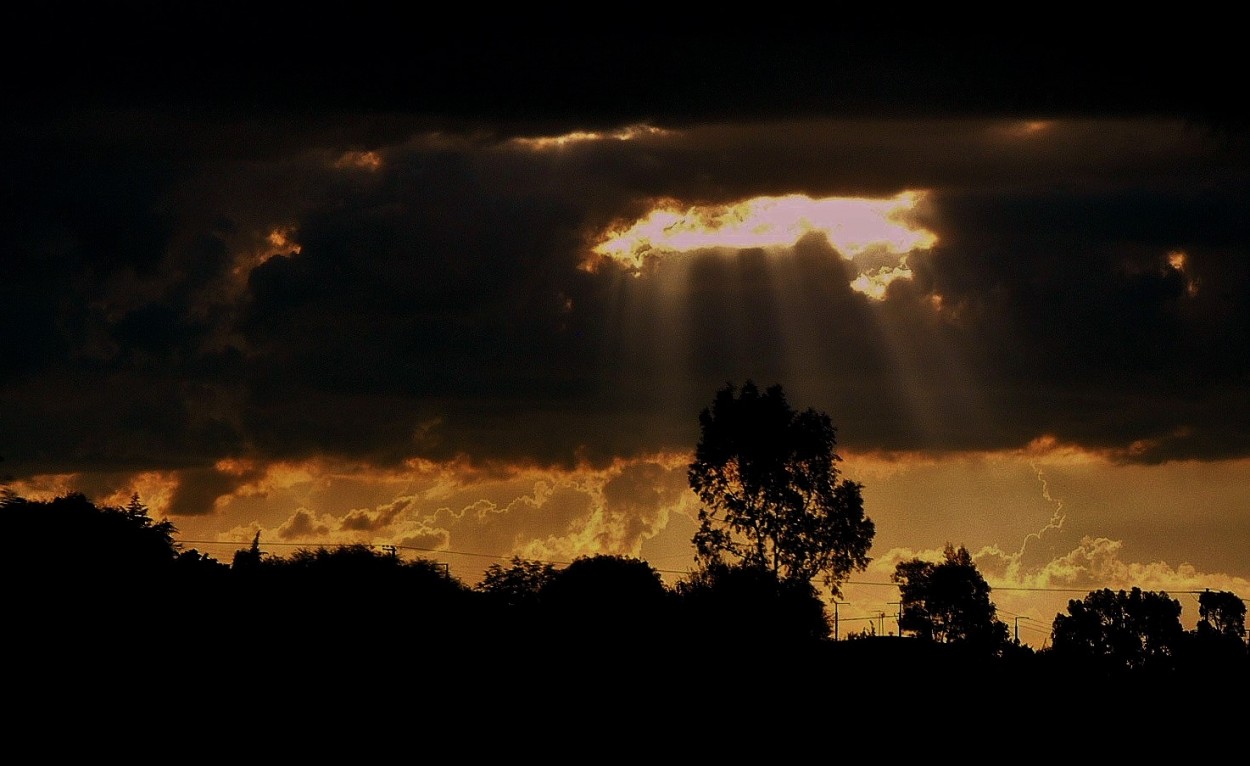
top-left (6, 6), bottom-right (1244, 123)
top-left (3, 8), bottom-right (1248, 503)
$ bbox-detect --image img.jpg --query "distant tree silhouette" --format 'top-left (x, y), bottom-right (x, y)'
top-left (475, 555), bottom-right (557, 608)
top-left (171, 546), bottom-right (230, 577)
top-left (1049, 587), bottom-right (1185, 674)
top-left (892, 543), bottom-right (1012, 654)
top-left (225, 542), bottom-right (481, 661)
top-left (687, 381), bottom-right (875, 595)
top-left (1180, 589), bottom-right (1250, 674)
top-left (1196, 589), bottom-right (1246, 642)
top-left (240, 543), bottom-right (467, 600)
top-left (231, 530), bottom-right (264, 571)
top-left (675, 560), bottom-right (831, 646)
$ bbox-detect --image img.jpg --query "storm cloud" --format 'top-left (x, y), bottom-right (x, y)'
top-left (5, 110), bottom-right (1248, 496)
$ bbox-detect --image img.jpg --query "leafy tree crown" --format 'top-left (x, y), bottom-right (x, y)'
top-left (687, 381), bottom-right (874, 596)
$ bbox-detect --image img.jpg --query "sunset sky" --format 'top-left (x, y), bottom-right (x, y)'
top-left (3, 10), bottom-right (1247, 647)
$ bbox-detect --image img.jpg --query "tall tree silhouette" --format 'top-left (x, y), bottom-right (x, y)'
top-left (687, 381), bottom-right (874, 595)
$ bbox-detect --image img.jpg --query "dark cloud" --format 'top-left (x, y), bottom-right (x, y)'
top-left (341, 498), bottom-right (412, 532)
top-left (8, 6), bottom-right (1243, 130)
top-left (277, 508), bottom-right (332, 540)
top-left (167, 465), bottom-right (263, 517)
top-left (4, 20), bottom-right (1249, 494)
top-left (908, 177), bottom-right (1250, 460)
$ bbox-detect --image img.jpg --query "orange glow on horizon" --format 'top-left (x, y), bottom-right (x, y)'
top-left (9, 447), bottom-right (1250, 648)
top-left (996, 120), bottom-right (1054, 138)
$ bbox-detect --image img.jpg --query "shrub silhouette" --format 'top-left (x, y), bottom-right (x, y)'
top-left (539, 554), bottom-right (672, 632)
top-left (676, 561), bottom-right (831, 646)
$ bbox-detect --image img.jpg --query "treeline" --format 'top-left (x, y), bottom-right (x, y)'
top-left (4, 491), bottom-right (838, 656)
top-left (5, 491), bottom-right (1245, 682)
top-left (10, 489), bottom-right (1244, 763)
top-left (6, 486), bottom-right (1250, 747)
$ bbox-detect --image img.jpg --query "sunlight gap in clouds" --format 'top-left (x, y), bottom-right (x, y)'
top-left (230, 226), bottom-right (302, 281)
top-left (587, 192), bottom-right (937, 299)
top-left (509, 124), bottom-right (669, 150)
top-left (997, 119), bottom-right (1054, 138)
top-left (1167, 249), bottom-right (1200, 297)
top-left (333, 150), bottom-right (383, 170)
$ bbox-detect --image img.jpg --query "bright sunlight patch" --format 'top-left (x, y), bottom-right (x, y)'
top-left (588, 192), bottom-right (937, 299)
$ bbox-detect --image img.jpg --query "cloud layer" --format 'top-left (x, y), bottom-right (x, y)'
top-left (5, 118), bottom-right (1248, 495)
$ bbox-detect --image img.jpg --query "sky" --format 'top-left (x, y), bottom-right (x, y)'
top-left (3, 9), bottom-right (1248, 647)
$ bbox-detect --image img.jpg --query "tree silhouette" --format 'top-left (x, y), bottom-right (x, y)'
top-left (2, 491), bottom-right (182, 578)
top-left (1196, 589), bottom-right (1247, 642)
top-left (475, 555), bottom-right (557, 608)
top-left (538, 553), bottom-right (674, 644)
top-left (1049, 587), bottom-right (1185, 674)
top-left (224, 542), bottom-right (482, 662)
top-left (892, 543), bottom-right (1012, 654)
top-left (1182, 589), bottom-right (1249, 674)
top-left (0, 490), bottom-right (234, 669)
top-left (675, 560), bottom-right (831, 646)
top-left (6, 486), bottom-right (1247, 714)
top-left (687, 381), bottom-right (874, 595)
top-left (231, 530), bottom-right (263, 571)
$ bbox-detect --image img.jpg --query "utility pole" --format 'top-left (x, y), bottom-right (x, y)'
top-left (832, 601), bottom-right (849, 641)
top-left (1014, 615), bottom-right (1029, 644)
top-left (888, 601), bottom-right (901, 637)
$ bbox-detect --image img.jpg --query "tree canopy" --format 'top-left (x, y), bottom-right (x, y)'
top-left (1197, 589), bottom-right (1247, 641)
top-left (1050, 587), bottom-right (1185, 673)
top-left (475, 555), bottom-right (557, 608)
top-left (2, 490), bottom-right (182, 576)
top-left (687, 381), bottom-right (874, 596)
top-left (675, 560), bottom-right (832, 645)
top-left (891, 543), bottom-right (1012, 653)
